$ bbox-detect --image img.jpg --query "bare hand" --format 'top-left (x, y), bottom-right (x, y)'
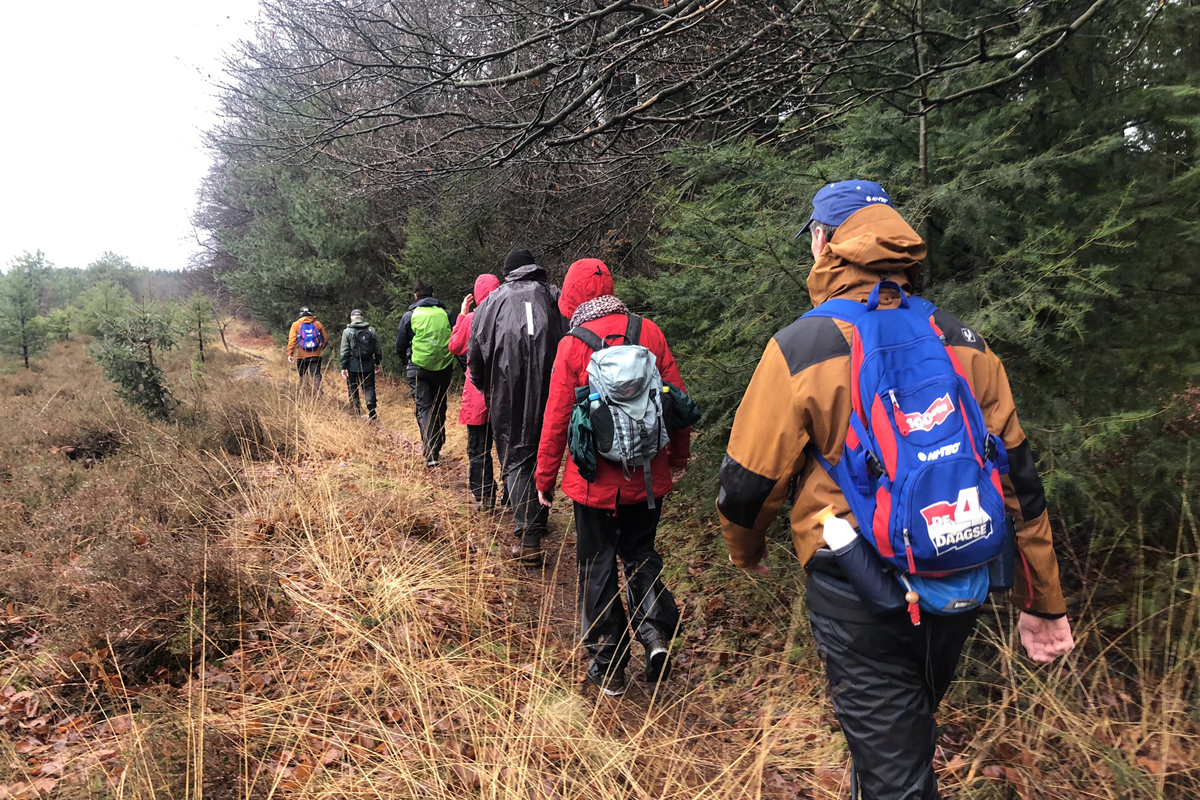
top-left (461, 294), bottom-right (475, 315)
top-left (670, 465), bottom-right (687, 483)
top-left (375, 365), bottom-right (382, 374)
top-left (729, 554), bottom-right (769, 575)
top-left (1018, 613), bottom-right (1074, 663)
top-left (341, 369), bottom-right (349, 379)
top-left (288, 356), bottom-right (295, 364)
top-left (537, 490), bottom-right (554, 508)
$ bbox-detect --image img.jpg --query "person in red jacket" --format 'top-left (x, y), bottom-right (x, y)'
top-left (449, 273), bottom-right (502, 511)
top-left (536, 258), bottom-right (691, 697)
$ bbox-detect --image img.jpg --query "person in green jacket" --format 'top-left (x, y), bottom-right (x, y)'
top-left (340, 309), bottom-right (383, 420)
top-left (395, 280), bottom-right (457, 466)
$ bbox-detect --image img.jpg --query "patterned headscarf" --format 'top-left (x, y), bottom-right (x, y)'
top-left (570, 295), bottom-right (629, 329)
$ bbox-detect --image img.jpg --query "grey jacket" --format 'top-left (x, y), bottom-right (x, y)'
top-left (340, 319), bottom-right (383, 373)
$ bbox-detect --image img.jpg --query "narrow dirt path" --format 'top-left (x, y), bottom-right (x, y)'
top-left (234, 325), bottom-right (738, 732)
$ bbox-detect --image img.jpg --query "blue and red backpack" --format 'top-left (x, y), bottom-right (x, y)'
top-left (298, 321), bottom-right (324, 351)
top-left (805, 281), bottom-right (1011, 623)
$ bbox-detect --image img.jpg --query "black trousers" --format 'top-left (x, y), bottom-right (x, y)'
top-left (466, 423), bottom-right (497, 506)
top-left (573, 501), bottom-right (680, 670)
top-left (407, 368), bottom-right (452, 463)
top-left (808, 603), bottom-right (979, 800)
top-left (297, 357), bottom-right (322, 393)
top-left (502, 452), bottom-right (548, 546)
top-left (346, 370), bottom-right (377, 419)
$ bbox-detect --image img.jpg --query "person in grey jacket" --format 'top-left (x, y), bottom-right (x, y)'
top-left (340, 309), bottom-right (383, 420)
top-left (468, 248), bottom-right (567, 564)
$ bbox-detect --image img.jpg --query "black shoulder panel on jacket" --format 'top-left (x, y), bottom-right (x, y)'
top-left (772, 316), bottom-right (850, 377)
top-left (1006, 440), bottom-right (1047, 522)
top-left (717, 455), bottom-right (777, 530)
top-left (933, 310), bottom-right (986, 353)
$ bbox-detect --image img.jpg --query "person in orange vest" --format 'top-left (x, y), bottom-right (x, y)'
top-left (287, 307), bottom-right (329, 394)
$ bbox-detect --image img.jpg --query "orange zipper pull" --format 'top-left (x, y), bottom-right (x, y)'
top-left (900, 573), bottom-right (921, 626)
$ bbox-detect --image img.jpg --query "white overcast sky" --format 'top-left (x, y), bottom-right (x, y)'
top-left (0, 0), bottom-right (261, 273)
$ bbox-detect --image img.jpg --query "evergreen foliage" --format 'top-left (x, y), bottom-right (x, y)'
top-left (93, 302), bottom-right (178, 419)
top-left (206, 162), bottom-right (395, 332)
top-left (179, 295), bottom-right (219, 365)
top-left (44, 309), bottom-right (71, 342)
top-left (75, 281), bottom-right (134, 338)
top-left (0, 252), bottom-right (52, 369)
top-left (626, 0), bottom-right (1200, 549)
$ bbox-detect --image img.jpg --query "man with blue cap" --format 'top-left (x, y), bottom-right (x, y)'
top-left (717, 180), bottom-right (1074, 799)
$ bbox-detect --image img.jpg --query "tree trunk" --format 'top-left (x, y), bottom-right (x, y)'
top-left (915, 0), bottom-right (933, 287)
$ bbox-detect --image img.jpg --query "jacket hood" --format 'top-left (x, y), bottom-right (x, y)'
top-left (558, 258), bottom-right (614, 319)
top-left (407, 297), bottom-right (445, 311)
top-left (807, 203), bottom-right (926, 306)
top-left (348, 319), bottom-right (371, 329)
top-left (473, 274), bottom-right (501, 305)
top-left (504, 263), bottom-right (548, 283)
top-left (298, 315), bottom-right (317, 323)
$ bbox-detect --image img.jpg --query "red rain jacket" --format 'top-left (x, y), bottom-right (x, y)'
top-left (535, 259), bottom-right (690, 509)
top-left (449, 274), bottom-right (501, 426)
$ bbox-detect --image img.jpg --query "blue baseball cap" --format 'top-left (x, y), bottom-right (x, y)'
top-left (798, 180), bottom-right (893, 237)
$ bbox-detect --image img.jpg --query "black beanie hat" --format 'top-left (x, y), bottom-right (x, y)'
top-left (503, 248), bottom-right (535, 275)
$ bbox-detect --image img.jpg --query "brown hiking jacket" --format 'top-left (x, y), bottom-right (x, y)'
top-left (717, 203), bottom-right (1067, 617)
top-left (287, 316), bottom-right (329, 361)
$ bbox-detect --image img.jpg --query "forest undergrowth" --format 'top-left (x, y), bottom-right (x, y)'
top-left (0, 329), bottom-right (1195, 799)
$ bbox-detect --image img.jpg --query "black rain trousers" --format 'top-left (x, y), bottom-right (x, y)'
top-left (297, 357), bottom-right (322, 393)
top-left (573, 501), bottom-right (680, 670)
top-left (808, 573), bottom-right (979, 800)
top-left (346, 370), bottom-right (377, 419)
top-left (466, 423), bottom-right (497, 506)
top-left (503, 452), bottom-right (547, 546)
top-left (408, 367), bottom-right (452, 463)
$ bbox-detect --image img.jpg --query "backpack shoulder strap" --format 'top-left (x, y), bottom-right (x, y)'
top-left (624, 314), bottom-right (642, 345)
top-left (802, 298), bottom-right (867, 324)
top-left (568, 326), bottom-right (605, 352)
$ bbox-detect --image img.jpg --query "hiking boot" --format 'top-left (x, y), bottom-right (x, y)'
top-left (586, 661), bottom-right (627, 697)
top-left (425, 458), bottom-right (439, 468)
top-left (510, 541), bottom-right (544, 566)
top-left (643, 629), bottom-right (672, 683)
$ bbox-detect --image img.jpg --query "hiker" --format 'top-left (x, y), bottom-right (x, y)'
top-left (717, 180), bottom-right (1074, 799)
top-left (448, 273), bottom-right (502, 511)
top-left (468, 248), bottom-right (567, 564)
top-left (340, 308), bottom-right (383, 420)
top-left (287, 307), bottom-right (328, 393)
top-left (535, 258), bottom-right (692, 697)
top-left (396, 280), bottom-right (456, 467)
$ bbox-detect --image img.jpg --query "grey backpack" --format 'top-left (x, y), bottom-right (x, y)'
top-left (570, 315), bottom-right (670, 508)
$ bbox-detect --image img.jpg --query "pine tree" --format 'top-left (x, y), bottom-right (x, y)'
top-left (179, 295), bottom-right (218, 365)
top-left (94, 302), bottom-right (177, 419)
top-left (0, 252), bottom-right (51, 369)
